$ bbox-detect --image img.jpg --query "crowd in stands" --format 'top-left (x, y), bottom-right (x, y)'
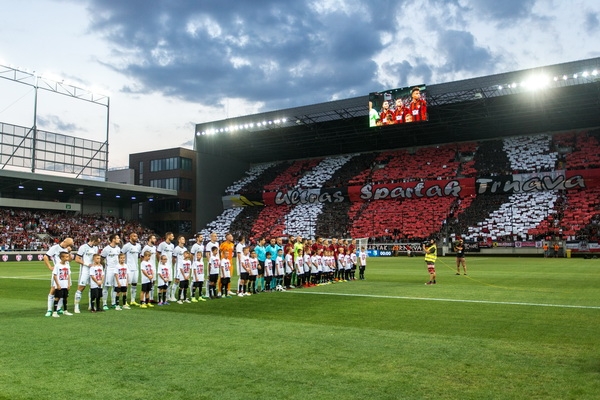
top-left (0, 208), bottom-right (153, 251)
top-left (201, 129), bottom-right (600, 243)
top-left (225, 162), bottom-right (279, 195)
top-left (504, 134), bottom-right (559, 173)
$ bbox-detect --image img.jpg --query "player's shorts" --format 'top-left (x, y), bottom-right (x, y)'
top-left (179, 280), bottom-right (189, 289)
top-left (209, 274), bottom-right (219, 284)
top-left (192, 281), bottom-right (203, 288)
top-left (240, 272), bottom-right (249, 280)
top-left (104, 269), bottom-right (116, 287)
top-left (54, 288), bottom-right (69, 299)
top-left (113, 286), bottom-right (124, 293)
top-left (142, 282), bottom-right (152, 292)
top-left (78, 266), bottom-right (90, 286)
top-left (127, 269), bottom-right (139, 285)
top-left (158, 284), bottom-right (167, 290)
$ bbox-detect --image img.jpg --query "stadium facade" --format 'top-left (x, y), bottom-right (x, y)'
top-left (194, 57), bottom-right (600, 231)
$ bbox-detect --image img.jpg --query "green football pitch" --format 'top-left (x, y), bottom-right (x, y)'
top-left (1, 256), bottom-right (599, 400)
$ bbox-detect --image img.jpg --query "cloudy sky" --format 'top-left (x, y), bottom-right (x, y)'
top-left (1, 0), bottom-right (599, 168)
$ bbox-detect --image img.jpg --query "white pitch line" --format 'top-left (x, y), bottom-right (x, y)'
top-left (0, 276), bottom-right (50, 280)
top-left (290, 290), bottom-right (600, 310)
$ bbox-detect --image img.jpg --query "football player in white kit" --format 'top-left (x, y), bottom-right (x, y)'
top-left (157, 232), bottom-right (175, 301)
top-left (74, 235), bottom-right (101, 313)
top-left (100, 233), bottom-right (121, 310)
top-left (43, 237), bottom-right (74, 317)
top-left (141, 234), bottom-right (158, 302)
top-left (121, 232), bottom-right (141, 306)
top-left (172, 235), bottom-right (187, 302)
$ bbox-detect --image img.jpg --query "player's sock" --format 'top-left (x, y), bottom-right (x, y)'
top-left (53, 298), bottom-right (59, 312)
top-left (111, 290), bottom-right (116, 306)
top-left (47, 294), bottom-right (54, 312)
top-left (130, 285), bottom-right (137, 303)
top-left (123, 295), bottom-right (127, 305)
top-left (75, 290), bottom-right (82, 306)
top-left (102, 287), bottom-right (108, 306)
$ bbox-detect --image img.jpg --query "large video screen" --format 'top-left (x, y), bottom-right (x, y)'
top-left (368, 85), bottom-right (428, 127)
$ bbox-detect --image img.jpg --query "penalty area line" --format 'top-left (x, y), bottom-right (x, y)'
top-left (289, 290), bottom-right (600, 310)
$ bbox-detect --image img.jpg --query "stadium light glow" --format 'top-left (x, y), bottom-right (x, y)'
top-left (197, 115), bottom-right (289, 137)
top-left (522, 74), bottom-right (549, 91)
top-left (18, 185), bottom-right (24, 189)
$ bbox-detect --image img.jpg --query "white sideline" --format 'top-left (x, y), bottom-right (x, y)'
top-left (290, 290), bottom-right (600, 310)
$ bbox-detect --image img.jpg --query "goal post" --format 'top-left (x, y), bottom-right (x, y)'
top-left (355, 237), bottom-right (369, 252)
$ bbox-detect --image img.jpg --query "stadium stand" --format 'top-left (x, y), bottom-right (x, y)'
top-left (263, 158), bottom-right (323, 192)
top-left (504, 134), bottom-right (558, 172)
top-left (225, 162), bottom-right (280, 195)
top-left (349, 196), bottom-right (455, 241)
top-left (0, 208), bottom-right (153, 250)
top-left (200, 129), bottom-right (600, 244)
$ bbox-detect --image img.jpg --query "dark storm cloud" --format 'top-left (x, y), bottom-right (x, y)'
top-left (86, 0), bottom-right (390, 109)
top-left (437, 29), bottom-right (496, 75)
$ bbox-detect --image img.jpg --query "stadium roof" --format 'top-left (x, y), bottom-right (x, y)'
top-left (0, 169), bottom-right (177, 204)
top-left (195, 57), bottom-right (600, 164)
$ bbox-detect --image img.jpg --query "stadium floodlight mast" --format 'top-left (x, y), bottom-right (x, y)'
top-left (0, 63), bottom-right (110, 179)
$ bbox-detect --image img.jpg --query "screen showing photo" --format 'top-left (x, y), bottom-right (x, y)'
top-left (368, 85), bottom-right (428, 127)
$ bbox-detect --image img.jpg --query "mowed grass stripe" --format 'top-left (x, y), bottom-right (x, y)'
top-left (287, 289), bottom-right (600, 309)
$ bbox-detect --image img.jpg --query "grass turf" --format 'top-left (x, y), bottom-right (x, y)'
top-left (0, 256), bottom-right (599, 399)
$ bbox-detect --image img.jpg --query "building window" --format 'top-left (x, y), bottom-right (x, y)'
top-left (138, 161), bottom-right (143, 185)
top-left (150, 157), bottom-right (192, 172)
top-left (149, 178), bottom-right (193, 192)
